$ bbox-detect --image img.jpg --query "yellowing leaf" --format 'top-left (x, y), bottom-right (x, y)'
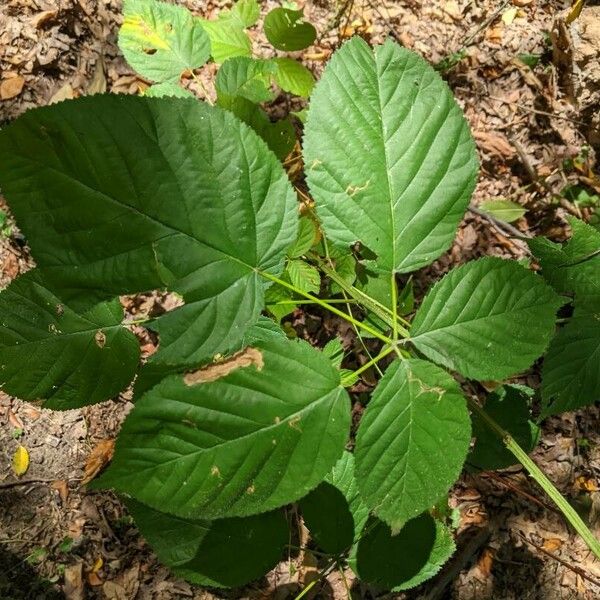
top-left (12, 445), bottom-right (30, 476)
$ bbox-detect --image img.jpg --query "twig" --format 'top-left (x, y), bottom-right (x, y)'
top-left (468, 205), bottom-right (531, 241)
top-left (515, 531), bottom-right (600, 588)
top-left (0, 478), bottom-right (59, 490)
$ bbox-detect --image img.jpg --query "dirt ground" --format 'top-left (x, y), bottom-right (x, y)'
top-left (1, 0), bottom-right (600, 599)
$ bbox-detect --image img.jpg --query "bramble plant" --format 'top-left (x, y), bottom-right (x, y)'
top-left (0, 3), bottom-right (599, 593)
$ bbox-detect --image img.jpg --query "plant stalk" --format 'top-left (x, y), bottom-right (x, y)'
top-left (467, 397), bottom-right (600, 560)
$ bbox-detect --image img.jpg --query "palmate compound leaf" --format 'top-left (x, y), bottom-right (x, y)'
top-left (410, 257), bottom-right (563, 380)
top-left (299, 451), bottom-right (370, 555)
top-left (119, 0), bottom-right (210, 83)
top-left (354, 359), bottom-right (471, 529)
top-left (127, 499), bottom-right (287, 587)
top-left (304, 37), bottom-right (478, 277)
top-left (541, 308), bottom-right (600, 417)
top-left (93, 334), bottom-right (351, 519)
top-left (349, 513), bottom-right (455, 591)
top-left (0, 95), bottom-right (297, 372)
top-left (0, 271), bottom-right (139, 410)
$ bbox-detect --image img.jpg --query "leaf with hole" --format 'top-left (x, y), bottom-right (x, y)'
top-left (0, 271), bottom-right (139, 410)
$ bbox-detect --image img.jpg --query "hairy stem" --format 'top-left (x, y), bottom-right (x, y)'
top-left (468, 397), bottom-right (600, 560)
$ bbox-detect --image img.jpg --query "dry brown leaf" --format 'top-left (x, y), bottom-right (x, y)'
top-left (474, 130), bottom-right (515, 159)
top-left (87, 58), bottom-right (107, 95)
top-left (184, 347), bottom-right (263, 385)
top-left (1, 76), bottom-right (25, 100)
top-left (87, 571), bottom-right (103, 587)
top-left (8, 409), bottom-right (24, 430)
top-left (102, 581), bottom-right (127, 600)
top-left (21, 406), bottom-right (41, 420)
top-left (513, 0), bottom-right (533, 5)
top-left (31, 10), bottom-right (58, 28)
top-left (49, 83), bottom-right (74, 104)
top-left (52, 479), bottom-right (69, 503)
top-left (476, 547), bottom-right (495, 577)
top-left (12, 445), bottom-right (29, 477)
top-left (64, 562), bottom-right (84, 600)
top-left (82, 439), bottom-right (115, 484)
top-left (542, 537), bottom-right (564, 552)
top-left (575, 475), bottom-right (599, 492)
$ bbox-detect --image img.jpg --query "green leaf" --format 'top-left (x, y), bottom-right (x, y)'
top-left (322, 337), bottom-right (344, 369)
top-left (119, 0), bottom-right (210, 83)
top-left (304, 37), bottom-right (478, 275)
top-left (329, 245), bottom-right (357, 295)
top-left (218, 95), bottom-right (296, 160)
top-left (264, 8), bottom-right (316, 52)
top-left (286, 259), bottom-right (320, 294)
top-left (287, 216), bottom-right (319, 258)
top-left (349, 514), bottom-right (455, 591)
top-left (272, 58), bottom-right (315, 98)
top-left (479, 199), bottom-right (526, 223)
top-left (541, 309), bottom-right (600, 416)
top-left (0, 95), bottom-right (297, 370)
top-left (144, 82), bottom-right (195, 98)
top-left (470, 385), bottom-right (539, 470)
top-left (527, 216), bottom-right (600, 310)
top-left (411, 257), bottom-right (563, 380)
top-left (94, 335), bottom-right (351, 519)
top-left (300, 451), bottom-right (369, 555)
top-left (215, 57), bottom-right (276, 104)
top-left (355, 359), bottom-right (470, 528)
top-left (199, 18), bottom-right (252, 64)
top-left (264, 277), bottom-right (297, 322)
top-left (127, 499), bottom-right (286, 587)
top-left (228, 0), bottom-right (260, 28)
top-left (0, 271), bottom-right (139, 410)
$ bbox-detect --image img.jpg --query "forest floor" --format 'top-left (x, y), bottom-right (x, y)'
top-left (1, 0), bottom-right (600, 599)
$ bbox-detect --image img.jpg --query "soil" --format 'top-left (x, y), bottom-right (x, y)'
top-left (1, 1), bottom-right (600, 599)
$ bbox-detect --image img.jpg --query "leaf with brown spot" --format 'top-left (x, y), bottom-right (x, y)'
top-left (82, 439), bottom-right (115, 484)
top-left (184, 347), bottom-right (263, 385)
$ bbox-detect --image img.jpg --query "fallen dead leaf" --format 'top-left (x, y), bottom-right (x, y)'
top-left (64, 562), bottom-right (84, 600)
top-left (575, 475), bottom-right (599, 492)
top-left (542, 537), bottom-right (564, 552)
top-left (31, 10), bottom-right (58, 28)
top-left (184, 347), bottom-right (263, 385)
top-left (49, 83), bottom-right (74, 104)
top-left (0, 76), bottom-right (25, 100)
top-left (12, 445), bottom-right (29, 477)
top-left (87, 57), bottom-right (107, 95)
top-left (52, 479), bottom-right (69, 503)
top-left (82, 439), bottom-right (115, 484)
top-left (474, 130), bottom-right (515, 159)
top-left (476, 547), bottom-right (495, 578)
top-left (102, 581), bottom-right (127, 600)
top-left (21, 405), bottom-right (41, 420)
top-left (8, 409), bottom-right (24, 430)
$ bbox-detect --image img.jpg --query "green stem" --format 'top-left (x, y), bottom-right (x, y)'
top-left (353, 344), bottom-right (397, 379)
top-left (271, 298), bottom-right (359, 305)
top-left (260, 271), bottom-right (392, 345)
top-left (468, 397), bottom-right (600, 560)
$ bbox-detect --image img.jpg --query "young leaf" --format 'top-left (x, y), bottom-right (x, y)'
top-left (411, 257), bottom-right (563, 380)
top-left (144, 82), bottom-right (195, 98)
top-left (272, 58), bottom-right (315, 98)
top-left (199, 18), bottom-right (252, 64)
top-left (349, 513), bottom-right (455, 591)
top-left (286, 259), bottom-right (320, 294)
top-left (469, 385), bottom-right (539, 470)
top-left (479, 199), bottom-right (526, 223)
top-left (127, 499), bottom-right (287, 587)
top-left (355, 359), bottom-right (470, 529)
top-left (300, 451), bottom-right (369, 555)
top-left (264, 8), bottom-right (316, 51)
top-left (287, 216), bottom-right (319, 259)
top-left (215, 57), bottom-right (276, 104)
top-left (93, 335), bottom-right (351, 519)
top-left (304, 37), bottom-right (478, 275)
top-left (0, 96), bottom-right (297, 369)
top-left (0, 271), bottom-right (139, 410)
top-left (541, 309), bottom-right (600, 416)
top-left (119, 0), bottom-right (210, 83)
top-left (527, 216), bottom-right (600, 310)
